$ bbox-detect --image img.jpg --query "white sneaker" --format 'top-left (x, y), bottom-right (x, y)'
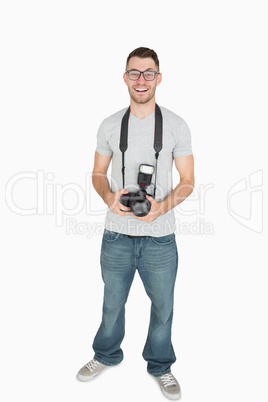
top-left (76, 359), bottom-right (109, 381)
top-left (155, 373), bottom-right (181, 400)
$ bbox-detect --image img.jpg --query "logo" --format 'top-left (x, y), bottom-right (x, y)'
top-left (227, 170), bottom-right (263, 233)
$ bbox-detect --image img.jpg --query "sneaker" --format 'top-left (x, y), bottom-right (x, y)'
top-left (155, 373), bottom-right (181, 400)
top-left (76, 359), bottom-right (108, 382)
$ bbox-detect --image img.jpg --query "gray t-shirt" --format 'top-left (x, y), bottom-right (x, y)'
top-left (96, 105), bottom-right (192, 237)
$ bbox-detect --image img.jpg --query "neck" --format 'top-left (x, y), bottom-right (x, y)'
top-left (130, 98), bottom-right (156, 119)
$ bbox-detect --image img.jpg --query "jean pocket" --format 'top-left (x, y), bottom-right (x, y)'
top-left (103, 229), bottom-right (121, 243)
top-left (150, 233), bottom-right (175, 245)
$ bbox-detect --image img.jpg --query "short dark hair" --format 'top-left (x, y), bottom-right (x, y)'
top-left (126, 47), bottom-right (160, 70)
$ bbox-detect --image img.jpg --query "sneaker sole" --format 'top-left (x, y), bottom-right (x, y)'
top-left (160, 387), bottom-right (181, 400)
top-left (76, 367), bottom-right (108, 382)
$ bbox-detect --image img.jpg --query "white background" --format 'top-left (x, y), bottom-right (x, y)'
top-left (1, 1), bottom-right (267, 401)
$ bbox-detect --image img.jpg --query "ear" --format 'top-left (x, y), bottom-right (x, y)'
top-left (123, 72), bottom-right (128, 85)
top-left (156, 72), bottom-right (162, 86)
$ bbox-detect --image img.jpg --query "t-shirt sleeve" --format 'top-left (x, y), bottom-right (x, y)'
top-left (96, 121), bottom-right (113, 156)
top-left (173, 119), bottom-right (193, 157)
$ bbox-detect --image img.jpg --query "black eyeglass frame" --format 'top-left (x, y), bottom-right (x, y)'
top-left (125, 69), bottom-right (160, 81)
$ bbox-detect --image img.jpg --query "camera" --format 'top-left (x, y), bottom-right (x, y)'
top-left (120, 164), bottom-right (155, 217)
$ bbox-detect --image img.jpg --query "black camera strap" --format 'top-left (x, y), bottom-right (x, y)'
top-left (119, 103), bottom-right (163, 197)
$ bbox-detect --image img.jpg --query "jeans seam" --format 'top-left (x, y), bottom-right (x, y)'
top-left (149, 369), bottom-right (172, 377)
top-left (94, 356), bottom-right (123, 367)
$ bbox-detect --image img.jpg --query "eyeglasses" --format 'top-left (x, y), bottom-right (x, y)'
top-left (125, 70), bottom-right (160, 81)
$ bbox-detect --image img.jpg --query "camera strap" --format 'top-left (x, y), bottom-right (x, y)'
top-left (119, 103), bottom-right (163, 197)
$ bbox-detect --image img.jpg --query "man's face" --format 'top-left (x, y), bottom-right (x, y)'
top-left (123, 56), bottom-right (162, 105)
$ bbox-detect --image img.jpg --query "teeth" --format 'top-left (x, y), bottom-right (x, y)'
top-left (135, 88), bottom-right (148, 92)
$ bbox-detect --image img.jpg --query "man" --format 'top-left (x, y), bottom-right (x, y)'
top-left (77, 47), bottom-right (194, 400)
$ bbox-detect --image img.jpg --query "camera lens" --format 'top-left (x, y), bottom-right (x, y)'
top-left (131, 198), bottom-right (151, 217)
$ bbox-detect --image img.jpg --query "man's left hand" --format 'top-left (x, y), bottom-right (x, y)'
top-left (133, 195), bottom-right (164, 223)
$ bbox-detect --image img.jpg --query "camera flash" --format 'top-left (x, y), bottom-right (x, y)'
top-left (139, 164), bottom-right (155, 175)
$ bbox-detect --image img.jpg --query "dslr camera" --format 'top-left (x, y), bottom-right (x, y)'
top-left (120, 164), bottom-right (154, 217)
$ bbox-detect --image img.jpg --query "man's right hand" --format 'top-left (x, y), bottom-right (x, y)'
top-left (105, 189), bottom-right (132, 216)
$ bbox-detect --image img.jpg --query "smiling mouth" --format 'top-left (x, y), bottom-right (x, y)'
top-left (134, 88), bottom-right (149, 93)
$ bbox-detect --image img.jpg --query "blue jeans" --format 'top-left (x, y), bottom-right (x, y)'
top-left (93, 229), bottom-right (178, 377)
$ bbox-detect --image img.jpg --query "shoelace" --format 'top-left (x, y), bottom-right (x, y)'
top-left (85, 359), bottom-right (99, 372)
top-left (160, 373), bottom-right (177, 387)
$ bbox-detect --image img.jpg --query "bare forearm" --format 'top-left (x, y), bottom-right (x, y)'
top-left (160, 177), bottom-right (194, 214)
top-left (92, 172), bottom-right (132, 216)
top-left (92, 172), bottom-right (113, 206)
